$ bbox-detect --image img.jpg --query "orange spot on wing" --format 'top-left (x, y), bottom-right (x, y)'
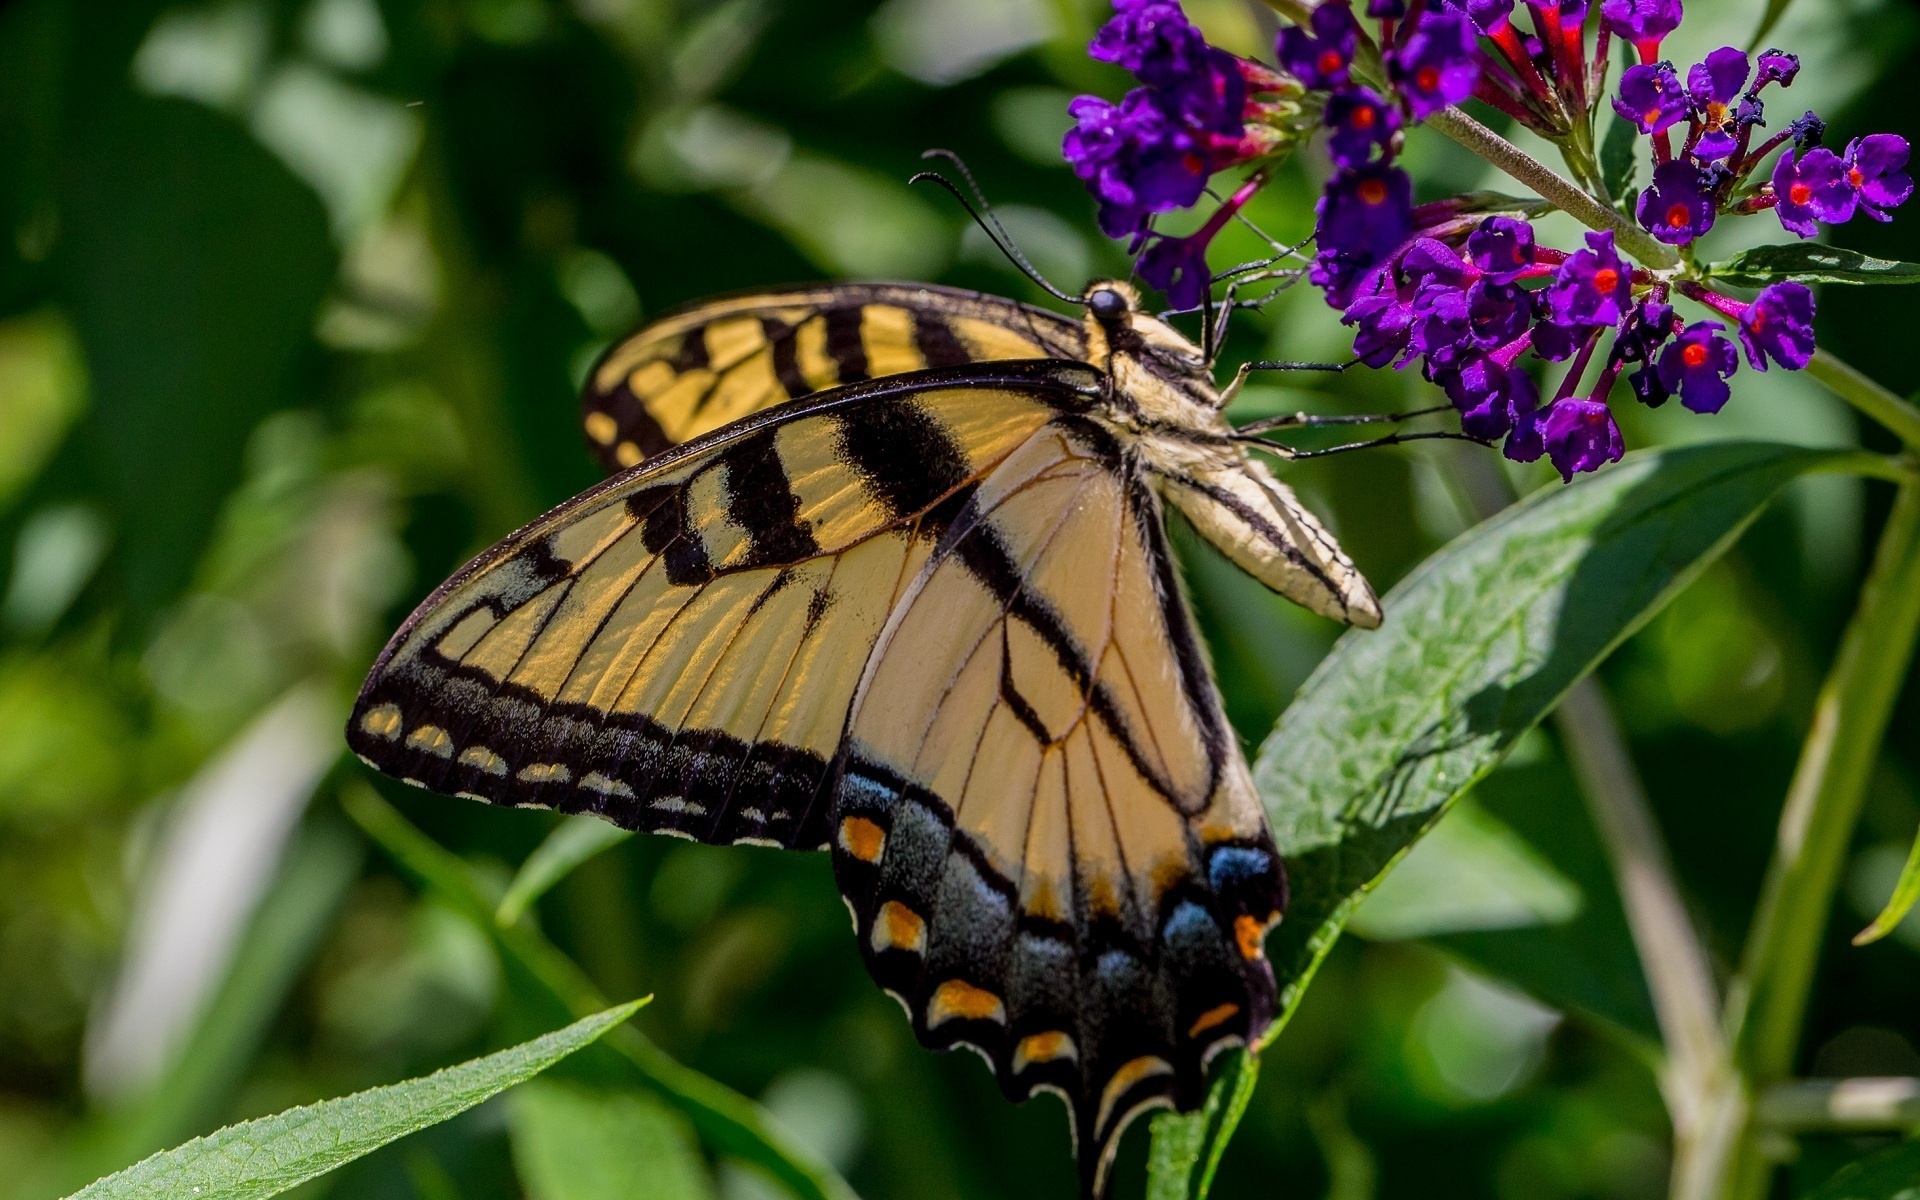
top-left (1188, 1002), bottom-right (1240, 1038)
top-left (1013, 1031), bottom-right (1077, 1073)
top-left (872, 900), bottom-right (926, 953)
top-left (838, 816), bottom-right (886, 863)
top-left (928, 979), bottom-right (1006, 1027)
top-left (1234, 914), bottom-right (1270, 960)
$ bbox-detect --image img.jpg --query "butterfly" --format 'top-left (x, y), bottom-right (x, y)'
top-left (348, 275), bottom-right (1381, 1196)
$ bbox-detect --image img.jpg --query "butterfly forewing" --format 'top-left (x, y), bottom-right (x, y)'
top-left (350, 362), bottom-right (1102, 849)
top-left (582, 283), bottom-right (1086, 471)
top-left (830, 418), bottom-right (1285, 1196)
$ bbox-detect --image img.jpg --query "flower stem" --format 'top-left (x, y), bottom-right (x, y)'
top-left (1805, 348), bottom-right (1920, 450)
top-left (1554, 680), bottom-right (1744, 1200)
top-left (1425, 107), bottom-right (1681, 268)
top-left (1723, 480), bottom-right (1920, 1195)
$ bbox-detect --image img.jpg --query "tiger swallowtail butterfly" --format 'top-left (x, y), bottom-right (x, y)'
top-left (348, 278), bottom-right (1380, 1196)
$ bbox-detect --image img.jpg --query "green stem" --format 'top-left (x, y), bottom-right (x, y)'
top-left (1554, 680), bottom-right (1744, 1200)
top-left (1425, 108), bottom-right (1679, 268)
top-left (1805, 349), bottom-right (1920, 450)
top-left (1724, 481), bottom-right (1920, 1195)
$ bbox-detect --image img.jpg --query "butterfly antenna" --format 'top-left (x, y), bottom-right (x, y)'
top-left (1236, 428), bottom-right (1492, 459)
top-left (910, 151), bottom-right (1078, 303)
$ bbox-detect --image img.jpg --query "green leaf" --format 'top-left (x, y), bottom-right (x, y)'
top-left (65, 1000), bottom-right (646, 1200)
top-left (1144, 1052), bottom-right (1259, 1200)
top-left (498, 815), bottom-right (634, 926)
top-left (342, 783), bottom-right (860, 1200)
top-left (511, 1081), bottom-right (715, 1200)
top-left (1853, 825), bottom-right (1920, 946)
top-left (1148, 441), bottom-right (1870, 1188)
top-left (1257, 443), bottom-right (1863, 1027)
top-left (1749, 0), bottom-right (1795, 52)
top-left (59, 92), bottom-right (335, 623)
top-left (1600, 115), bottom-right (1638, 204)
top-left (1706, 244), bottom-right (1920, 288)
top-left (1803, 1140), bottom-right (1920, 1200)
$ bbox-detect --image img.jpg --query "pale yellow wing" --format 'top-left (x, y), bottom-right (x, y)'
top-left (581, 282), bottom-right (1085, 472)
top-left (349, 362), bottom-right (1101, 848)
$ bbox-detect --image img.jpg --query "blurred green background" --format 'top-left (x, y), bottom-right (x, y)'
top-left (2, 0), bottom-right (1920, 1197)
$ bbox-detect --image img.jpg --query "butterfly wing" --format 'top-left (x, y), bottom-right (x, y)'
top-left (349, 361), bottom-right (1104, 849)
top-left (582, 283), bottom-right (1086, 471)
top-left (828, 417), bottom-right (1286, 1196)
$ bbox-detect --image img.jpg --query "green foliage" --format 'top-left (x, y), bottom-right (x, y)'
top-left (5, 2), bottom-right (1920, 1199)
top-left (509, 1081), bottom-right (715, 1200)
top-left (66, 1001), bottom-right (645, 1200)
top-left (1856, 831), bottom-right (1920, 946)
top-left (1803, 1140), bottom-right (1920, 1199)
top-left (1147, 441), bottom-right (1863, 1197)
top-left (1706, 245), bottom-right (1920, 288)
top-left (497, 816), bottom-right (634, 927)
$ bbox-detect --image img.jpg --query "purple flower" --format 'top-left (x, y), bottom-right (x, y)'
top-left (1276, 2), bottom-right (1358, 90)
top-left (1325, 86), bottom-right (1402, 167)
top-left (1410, 280), bottom-right (1473, 366)
top-left (1737, 281), bottom-right (1816, 370)
top-left (1456, 0), bottom-right (1516, 35)
top-left (1611, 297), bottom-right (1676, 368)
top-left (1539, 399), bottom-right (1626, 479)
top-left (1688, 47), bottom-right (1750, 159)
top-left (1772, 146), bottom-right (1854, 237)
top-left (1844, 134), bottom-right (1914, 221)
top-left (1636, 159), bottom-right (1717, 243)
top-left (1064, 90), bottom-right (1212, 237)
top-left (1466, 279), bottom-right (1531, 347)
top-left (1436, 351), bottom-right (1535, 440)
top-left (1601, 0), bottom-right (1682, 56)
top-left (1138, 233), bottom-right (1212, 308)
top-left (1504, 385), bottom-right (1546, 462)
top-left (1368, 0), bottom-right (1407, 15)
top-left (1656, 320), bottom-right (1740, 413)
top-left (1343, 275), bottom-right (1414, 366)
top-left (1629, 364), bottom-right (1670, 407)
top-left (1542, 230), bottom-right (1633, 330)
top-left (1614, 62), bottom-right (1688, 135)
top-left (1317, 163), bottom-right (1415, 263)
top-left (1091, 1), bottom-right (1209, 89)
top-left (1789, 111), bottom-right (1826, 149)
top-left (1756, 49), bottom-right (1799, 88)
top-left (1687, 46), bottom-right (1750, 111)
top-left (1467, 215), bottom-right (1536, 282)
top-left (1400, 236), bottom-right (1468, 288)
top-left (1388, 10), bottom-right (1480, 120)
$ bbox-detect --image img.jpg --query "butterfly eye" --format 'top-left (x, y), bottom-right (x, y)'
top-left (1088, 288), bottom-right (1128, 320)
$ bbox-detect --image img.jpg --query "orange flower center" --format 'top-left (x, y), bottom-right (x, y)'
top-left (1352, 106), bottom-right (1376, 129)
top-left (1706, 101), bottom-right (1728, 126)
top-left (1319, 49), bottom-right (1345, 75)
top-left (1416, 65), bottom-right (1440, 92)
top-left (1592, 268), bottom-right (1619, 293)
top-left (1644, 108), bottom-right (1663, 127)
top-left (1789, 181), bottom-right (1813, 205)
top-left (1849, 166), bottom-right (1865, 187)
top-left (1358, 179), bottom-right (1388, 204)
top-left (1683, 342), bottom-right (1708, 367)
top-left (1666, 203), bottom-right (1691, 228)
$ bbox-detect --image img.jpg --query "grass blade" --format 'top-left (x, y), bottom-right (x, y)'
top-left (65, 1000), bottom-right (645, 1200)
top-left (498, 815), bottom-right (634, 926)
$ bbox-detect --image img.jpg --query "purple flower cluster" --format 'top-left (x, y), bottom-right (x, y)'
top-left (1062, 0), bottom-right (1914, 482)
top-left (1064, 0), bottom-right (1288, 248)
top-left (1611, 44), bottom-right (1914, 247)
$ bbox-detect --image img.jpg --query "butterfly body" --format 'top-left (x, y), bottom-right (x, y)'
top-left (350, 279), bottom-right (1378, 1195)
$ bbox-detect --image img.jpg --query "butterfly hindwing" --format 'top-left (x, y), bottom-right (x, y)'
top-left (828, 417), bottom-right (1286, 1195)
top-left (582, 283), bottom-right (1087, 471)
top-left (349, 362), bottom-right (1103, 848)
